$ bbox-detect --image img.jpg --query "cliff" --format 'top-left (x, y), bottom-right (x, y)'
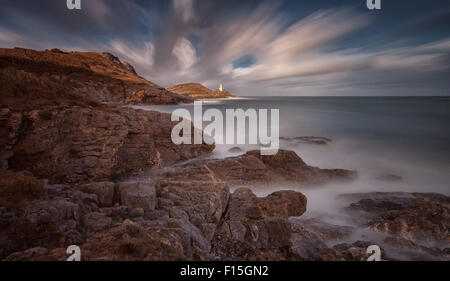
top-left (0, 47), bottom-right (192, 108)
top-left (0, 47), bottom-right (211, 183)
top-left (168, 83), bottom-right (235, 99)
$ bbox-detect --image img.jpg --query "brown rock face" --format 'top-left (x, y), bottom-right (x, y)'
top-left (1, 105), bottom-right (213, 184)
top-left (168, 83), bottom-right (235, 99)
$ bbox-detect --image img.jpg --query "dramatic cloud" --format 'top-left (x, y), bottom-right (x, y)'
top-left (0, 0), bottom-right (449, 96)
top-left (172, 37), bottom-right (197, 70)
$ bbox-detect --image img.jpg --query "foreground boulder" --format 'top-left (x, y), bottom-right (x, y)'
top-left (211, 188), bottom-right (307, 260)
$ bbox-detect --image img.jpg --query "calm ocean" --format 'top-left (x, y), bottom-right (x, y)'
top-left (134, 96), bottom-right (450, 206)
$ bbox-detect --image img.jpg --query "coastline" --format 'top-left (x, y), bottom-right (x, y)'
top-left (0, 47), bottom-right (449, 261)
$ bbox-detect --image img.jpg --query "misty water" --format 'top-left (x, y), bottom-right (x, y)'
top-left (133, 96), bottom-right (450, 228)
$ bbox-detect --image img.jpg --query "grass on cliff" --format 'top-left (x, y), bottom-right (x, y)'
top-left (0, 169), bottom-right (44, 208)
top-left (0, 67), bottom-right (103, 111)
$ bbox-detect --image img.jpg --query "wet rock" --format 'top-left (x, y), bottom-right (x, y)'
top-left (342, 192), bottom-right (450, 252)
top-left (369, 198), bottom-right (449, 248)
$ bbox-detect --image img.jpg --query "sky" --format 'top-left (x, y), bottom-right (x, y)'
top-left (0, 0), bottom-right (449, 96)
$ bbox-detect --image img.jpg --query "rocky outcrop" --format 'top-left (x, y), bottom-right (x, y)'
top-left (168, 83), bottom-right (235, 100)
top-left (0, 167), bottom-right (311, 261)
top-left (164, 150), bottom-right (355, 188)
top-left (0, 47), bottom-right (213, 184)
top-left (0, 105), bottom-right (213, 184)
top-left (2, 166), bottom-right (449, 261)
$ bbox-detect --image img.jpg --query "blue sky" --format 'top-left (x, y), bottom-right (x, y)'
top-left (0, 0), bottom-right (449, 96)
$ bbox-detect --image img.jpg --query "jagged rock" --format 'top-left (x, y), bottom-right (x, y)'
top-left (118, 182), bottom-right (156, 212)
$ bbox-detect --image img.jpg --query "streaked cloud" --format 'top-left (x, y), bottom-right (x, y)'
top-left (0, 0), bottom-right (449, 96)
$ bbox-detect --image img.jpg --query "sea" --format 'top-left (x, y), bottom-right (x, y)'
top-left (133, 96), bottom-right (450, 215)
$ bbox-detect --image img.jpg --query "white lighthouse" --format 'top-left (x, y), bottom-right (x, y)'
top-left (219, 84), bottom-right (223, 92)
